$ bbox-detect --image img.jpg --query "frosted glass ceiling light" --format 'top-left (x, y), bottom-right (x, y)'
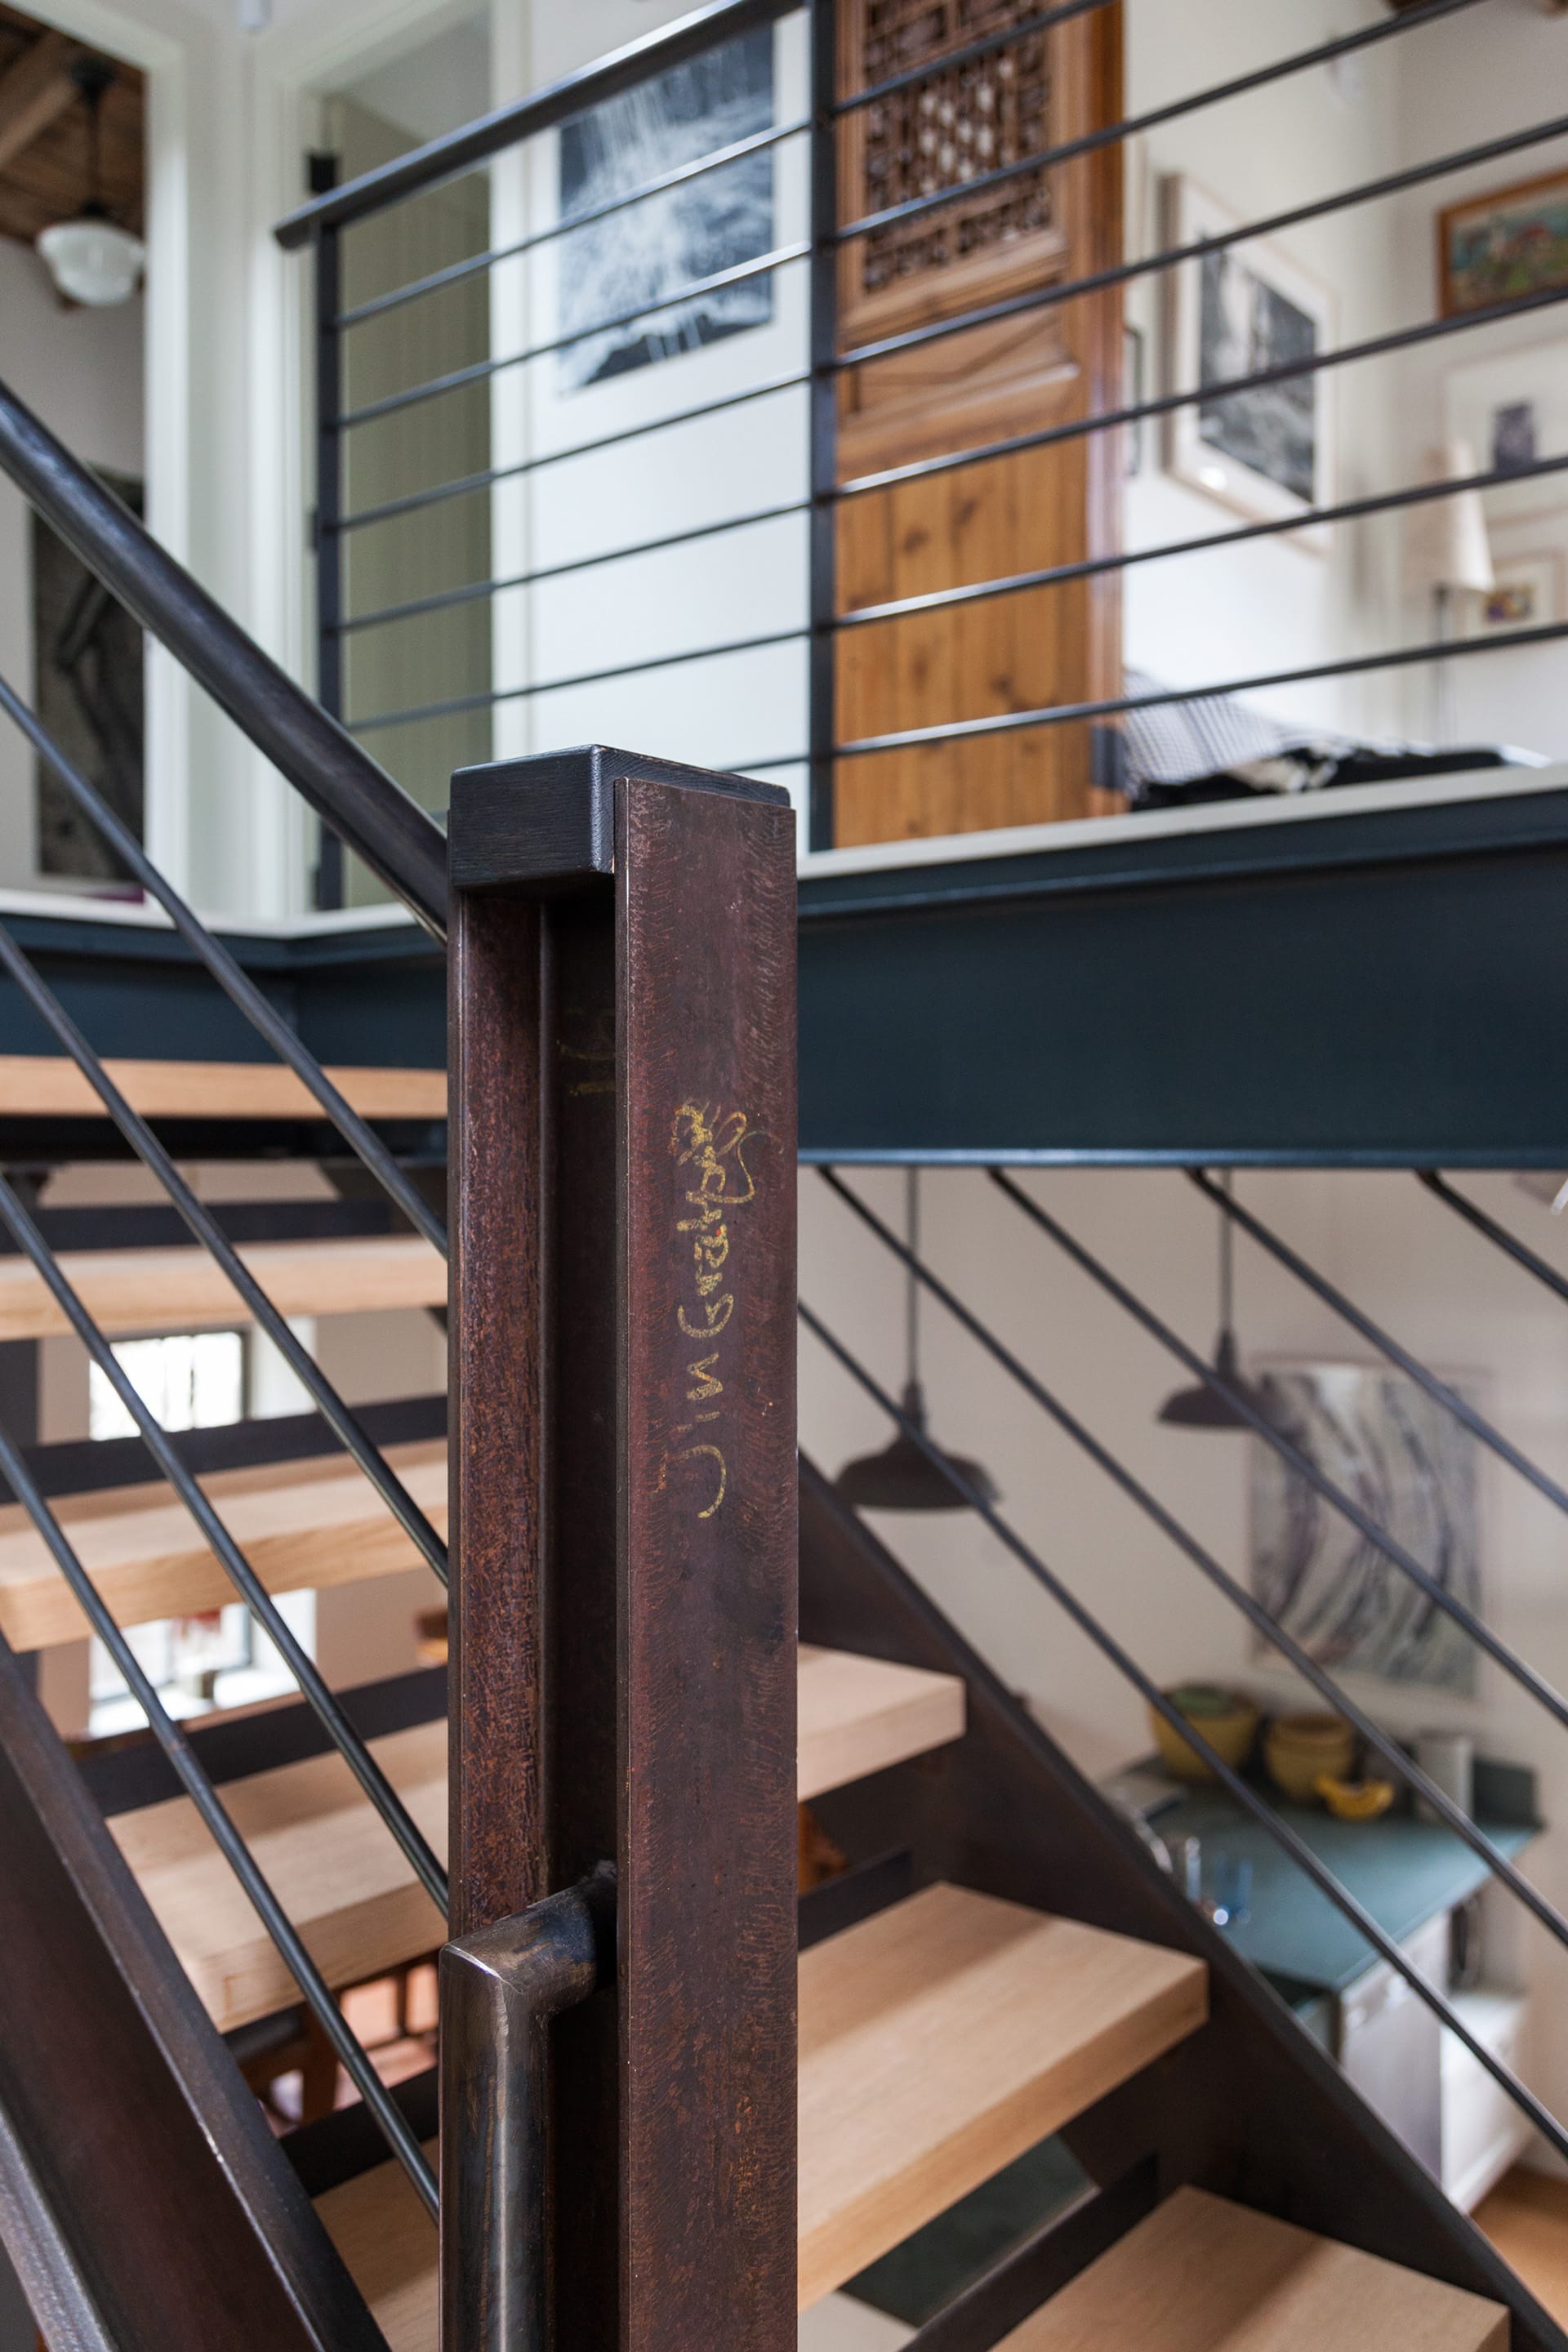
top-left (37, 60), bottom-right (145, 310)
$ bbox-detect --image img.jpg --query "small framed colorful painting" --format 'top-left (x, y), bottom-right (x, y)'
top-left (1439, 167), bottom-right (1568, 318)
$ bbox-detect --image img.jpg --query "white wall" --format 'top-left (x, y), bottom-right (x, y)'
top-left (800, 1162), bottom-right (1568, 2139)
top-left (1122, 0), bottom-right (1407, 743)
top-left (1391, 0), bottom-right (1568, 760)
top-left (0, 241), bottom-right (145, 888)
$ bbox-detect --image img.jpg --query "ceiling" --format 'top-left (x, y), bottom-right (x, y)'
top-left (0, 2), bottom-right (144, 256)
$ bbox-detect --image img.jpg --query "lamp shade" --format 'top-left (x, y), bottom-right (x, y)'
top-left (38, 215), bottom-right (145, 308)
top-left (1404, 440), bottom-right (1494, 597)
top-left (835, 1380), bottom-right (1000, 1513)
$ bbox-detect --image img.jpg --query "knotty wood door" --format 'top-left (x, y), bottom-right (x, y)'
top-left (831, 0), bottom-right (1124, 847)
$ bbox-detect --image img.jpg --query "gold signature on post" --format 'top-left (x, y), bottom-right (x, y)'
top-left (662, 1100), bottom-right (756, 1519)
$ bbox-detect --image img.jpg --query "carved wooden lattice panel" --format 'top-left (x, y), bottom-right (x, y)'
top-left (858, 0), bottom-right (1052, 296)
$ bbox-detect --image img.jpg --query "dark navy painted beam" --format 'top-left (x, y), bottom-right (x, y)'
top-left (797, 787), bottom-right (1568, 1166)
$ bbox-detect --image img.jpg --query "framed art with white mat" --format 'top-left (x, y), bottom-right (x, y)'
top-left (1162, 176), bottom-right (1337, 551)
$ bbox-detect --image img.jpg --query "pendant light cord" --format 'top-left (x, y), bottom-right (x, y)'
top-left (1218, 1167), bottom-right (1235, 1334)
top-left (906, 1165), bottom-right (920, 1390)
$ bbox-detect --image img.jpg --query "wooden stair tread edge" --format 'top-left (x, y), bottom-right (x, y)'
top-left (0, 1232), bottom-right (446, 1343)
top-left (0, 1054), bottom-right (447, 1121)
top-left (314, 2146), bottom-right (438, 2352)
top-left (797, 1643), bottom-right (965, 1802)
top-left (111, 1721), bottom-right (448, 2031)
top-left (115, 1651), bottom-right (965, 2034)
top-left (796, 1882), bottom-right (1208, 2310)
top-left (0, 1441), bottom-right (448, 1651)
top-left (996, 2188), bottom-right (1508, 2352)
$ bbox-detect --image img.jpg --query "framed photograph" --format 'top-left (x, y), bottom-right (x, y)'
top-left (1445, 338), bottom-right (1568, 525)
top-left (1162, 176), bottom-right (1336, 550)
top-left (1462, 516), bottom-right (1567, 637)
top-left (1250, 1361), bottom-right (1481, 1695)
top-left (1439, 167), bottom-right (1568, 319)
top-left (555, 25), bottom-right (776, 393)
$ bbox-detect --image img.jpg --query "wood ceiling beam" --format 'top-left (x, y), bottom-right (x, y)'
top-left (0, 32), bottom-right (82, 179)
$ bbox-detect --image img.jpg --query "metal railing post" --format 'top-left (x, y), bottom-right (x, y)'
top-left (808, 0), bottom-right (840, 853)
top-left (445, 746), bottom-right (799, 2350)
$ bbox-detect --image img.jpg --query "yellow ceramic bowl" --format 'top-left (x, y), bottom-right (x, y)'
top-left (1265, 1713), bottom-right (1356, 1803)
top-left (1150, 1686), bottom-right (1260, 1783)
top-left (1316, 1775), bottom-right (1396, 1823)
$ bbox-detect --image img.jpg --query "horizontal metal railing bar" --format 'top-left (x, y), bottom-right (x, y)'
top-left (275, 0), bottom-right (802, 245)
top-left (0, 669), bottom-right (447, 1257)
top-left (797, 1294), bottom-right (1568, 2169)
top-left (336, 243), bottom-right (809, 431)
top-left (336, 117), bottom-right (811, 329)
top-left (0, 379), bottom-right (446, 938)
top-left (834, 450), bottom-right (1568, 629)
top-left (1191, 1169), bottom-right (1568, 1529)
top-left (839, 105), bottom-right (1568, 381)
top-left (832, 0), bottom-right (1504, 247)
top-left (332, 500), bottom-right (809, 636)
top-left (831, 614), bottom-right (1568, 761)
top-left (835, 0), bottom-right (1491, 247)
top-left (989, 1169), bottom-right (1568, 1736)
top-left (0, 1154), bottom-right (448, 1913)
top-left (350, 626), bottom-right (808, 737)
top-left (0, 1437), bottom-right (439, 2212)
top-left (1419, 1173), bottom-right (1568, 1308)
top-left (0, 924), bottom-right (451, 1602)
top-left (822, 1168), bottom-right (1568, 1948)
top-left (835, 0), bottom-right (1114, 116)
top-left (836, 278), bottom-right (1568, 491)
top-left (332, 371), bottom-right (810, 536)
top-left (840, 190), bottom-right (1567, 383)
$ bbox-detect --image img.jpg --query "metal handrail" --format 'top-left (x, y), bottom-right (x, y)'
top-left (0, 378), bottom-right (447, 939)
top-left (0, 1434), bottom-right (438, 2211)
top-left (819, 1169), bottom-right (1568, 1953)
top-left (1191, 1169), bottom-right (1568, 1529)
top-left (798, 1295), bottom-right (1568, 2171)
top-left (988, 1169), bottom-right (1568, 1735)
top-left (0, 667), bottom-right (446, 1257)
top-left (273, 0), bottom-right (802, 248)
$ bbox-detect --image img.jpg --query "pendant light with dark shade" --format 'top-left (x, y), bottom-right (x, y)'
top-left (1158, 1170), bottom-right (1271, 1430)
top-left (835, 1169), bottom-right (1000, 1512)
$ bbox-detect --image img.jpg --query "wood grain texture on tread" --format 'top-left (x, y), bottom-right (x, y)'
top-left (314, 2145), bottom-right (437, 2352)
top-left (318, 1884), bottom-right (1209, 2343)
top-left (0, 1441), bottom-right (446, 1650)
top-left (117, 1650), bottom-right (963, 2037)
top-left (797, 1643), bottom-right (964, 1801)
top-left (0, 1232), bottom-right (446, 1341)
top-left (799, 1882), bottom-right (1206, 2308)
top-left (110, 1721), bottom-right (447, 2032)
top-left (998, 2188), bottom-right (1508, 2352)
top-left (0, 1055), bottom-right (446, 1121)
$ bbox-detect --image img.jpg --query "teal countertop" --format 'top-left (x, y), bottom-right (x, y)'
top-left (1153, 1787), bottom-right (1538, 1995)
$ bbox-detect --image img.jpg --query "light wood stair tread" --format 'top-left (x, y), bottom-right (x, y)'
top-left (0, 1231), bottom-right (446, 1342)
top-left (797, 1642), bottom-right (964, 1799)
top-left (0, 1440), bottom-right (446, 1651)
top-left (797, 1882), bottom-right (1206, 2308)
top-left (111, 1720), bottom-right (448, 2032)
top-left (314, 2145), bottom-right (438, 2352)
top-left (996, 2186), bottom-right (1507, 2351)
top-left (118, 1650), bottom-right (963, 2030)
top-left (316, 1884), bottom-right (1208, 2345)
top-left (0, 1054), bottom-right (446, 1121)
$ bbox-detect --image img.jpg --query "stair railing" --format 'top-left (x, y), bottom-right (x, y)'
top-left (808, 1162), bottom-right (1568, 2177)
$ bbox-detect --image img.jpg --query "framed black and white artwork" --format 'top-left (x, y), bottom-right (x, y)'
top-left (555, 26), bottom-right (776, 393)
top-left (1250, 1361), bottom-right (1481, 1695)
top-left (1162, 176), bottom-right (1336, 550)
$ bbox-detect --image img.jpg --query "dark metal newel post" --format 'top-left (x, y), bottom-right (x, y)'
top-left (808, 0), bottom-right (840, 853)
top-left (310, 163), bottom-right (346, 911)
top-left (445, 746), bottom-right (799, 2350)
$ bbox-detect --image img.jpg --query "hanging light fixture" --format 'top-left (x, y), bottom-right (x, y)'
top-left (836, 1170), bottom-right (1001, 1512)
top-left (37, 60), bottom-right (145, 310)
top-left (1158, 1170), bottom-right (1271, 1430)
